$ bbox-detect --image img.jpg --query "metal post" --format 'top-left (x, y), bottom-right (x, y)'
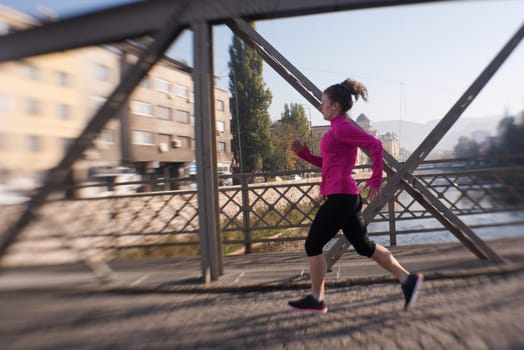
top-left (118, 50), bottom-right (132, 164)
top-left (231, 69), bottom-right (244, 174)
top-left (226, 17), bottom-right (509, 267)
top-left (388, 194), bottom-right (397, 246)
top-left (240, 175), bottom-right (252, 254)
top-left (193, 20), bottom-right (223, 282)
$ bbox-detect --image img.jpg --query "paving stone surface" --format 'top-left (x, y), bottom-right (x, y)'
top-left (1, 236), bottom-right (523, 349)
top-left (1, 271), bottom-right (523, 349)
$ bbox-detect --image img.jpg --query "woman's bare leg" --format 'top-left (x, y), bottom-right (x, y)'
top-left (309, 254), bottom-right (327, 300)
top-left (371, 244), bottom-right (409, 283)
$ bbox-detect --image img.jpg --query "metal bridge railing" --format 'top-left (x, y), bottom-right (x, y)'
top-left (1, 156), bottom-right (523, 266)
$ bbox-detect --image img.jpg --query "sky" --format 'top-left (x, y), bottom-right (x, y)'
top-left (2, 0), bottom-right (524, 128)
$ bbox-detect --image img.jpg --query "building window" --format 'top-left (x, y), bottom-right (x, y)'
top-left (26, 99), bottom-right (41, 115)
top-left (141, 75), bottom-right (151, 89)
top-left (0, 94), bottom-right (10, 113)
top-left (132, 130), bottom-right (154, 145)
top-left (175, 109), bottom-right (190, 123)
top-left (99, 128), bottom-right (114, 144)
top-left (175, 84), bottom-right (190, 98)
top-left (218, 165), bottom-right (230, 173)
top-left (216, 99), bottom-right (225, 111)
top-left (27, 135), bottom-right (42, 152)
top-left (217, 121), bottom-right (225, 133)
top-left (57, 104), bottom-right (71, 119)
top-left (157, 105), bottom-right (172, 120)
top-left (176, 136), bottom-right (191, 149)
top-left (56, 71), bottom-right (71, 86)
top-left (24, 63), bottom-right (41, 80)
top-left (94, 63), bottom-right (110, 81)
top-left (218, 142), bottom-right (226, 153)
top-left (91, 96), bottom-right (107, 111)
top-left (155, 78), bottom-right (171, 94)
top-left (130, 100), bottom-right (153, 117)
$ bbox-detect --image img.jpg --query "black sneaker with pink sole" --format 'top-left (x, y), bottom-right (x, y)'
top-left (402, 273), bottom-right (424, 311)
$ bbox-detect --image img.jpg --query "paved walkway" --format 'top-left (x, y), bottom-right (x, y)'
top-left (0, 236), bottom-right (523, 349)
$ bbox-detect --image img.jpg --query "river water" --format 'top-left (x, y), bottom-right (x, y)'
top-left (370, 211), bottom-right (524, 246)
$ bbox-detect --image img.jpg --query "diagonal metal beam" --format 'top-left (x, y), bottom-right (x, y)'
top-left (226, 18), bottom-right (322, 108)
top-left (324, 156), bottom-right (507, 270)
top-left (0, 0), bottom-right (513, 279)
top-left (326, 21), bottom-right (524, 268)
top-left (325, 20), bottom-right (524, 268)
top-left (188, 0), bottom-right (448, 23)
top-left (0, 0), bottom-right (178, 62)
top-left (227, 17), bottom-right (506, 267)
top-left (398, 172), bottom-right (504, 261)
top-left (0, 0), bottom-right (447, 62)
top-left (0, 2), bottom-right (190, 276)
top-left (364, 21), bottom-right (524, 226)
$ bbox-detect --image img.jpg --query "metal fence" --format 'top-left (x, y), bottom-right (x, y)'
top-left (1, 156), bottom-right (524, 266)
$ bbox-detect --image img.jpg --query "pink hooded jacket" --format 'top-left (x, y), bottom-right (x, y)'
top-left (297, 114), bottom-right (383, 196)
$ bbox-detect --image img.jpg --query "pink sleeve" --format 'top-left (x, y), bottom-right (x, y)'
top-left (297, 146), bottom-right (322, 168)
top-left (333, 123), bottom-right (383, 188)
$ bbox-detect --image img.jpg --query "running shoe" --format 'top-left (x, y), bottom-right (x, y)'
top-left (402, 273), bottom-right (424, 311)
top-left (288, 294), bottom-right (328, 313)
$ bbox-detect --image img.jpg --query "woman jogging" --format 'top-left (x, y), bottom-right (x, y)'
top-left (288, 78), bottom-right (423, 313)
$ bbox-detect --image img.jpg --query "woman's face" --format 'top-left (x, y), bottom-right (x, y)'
top-left (320, 93), bottom-right (340, 121)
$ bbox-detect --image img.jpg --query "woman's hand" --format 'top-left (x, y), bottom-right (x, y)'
top-left (291, 139), bottom-right (306, 155)
top-left (366, 185), bottom-right (381, 202)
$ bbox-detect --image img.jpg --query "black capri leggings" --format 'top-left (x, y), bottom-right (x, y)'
top-left (305, 194), bottom-right (376, 258)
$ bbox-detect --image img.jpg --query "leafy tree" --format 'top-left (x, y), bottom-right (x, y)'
top-left (486, 116), bottom-right (524, 162)
top-left (454, 136), bottom-right (480, 158)
top-left (502, 123), bottom-right (524, 156)
top-left (282, 103), bottom-right (311, 143)
top-left (228, 26), bottom-right (273, 173)
top-left (268, 103), bottom-right (312, 171)
top-left (267, 121), bottom-right (295, 171)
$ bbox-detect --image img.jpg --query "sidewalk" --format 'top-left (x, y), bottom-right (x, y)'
top-left (1, 236), bottom-right (523, 349)
top-left (1, 235), bottom-right (523, 293)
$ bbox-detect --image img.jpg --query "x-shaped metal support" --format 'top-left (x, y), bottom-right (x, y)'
top-left (0, 1), bottom-right (521, 283)
top-left (0, 2), bottom-right (190, 281)
top-left (228, 17), bottom-right (524, 268)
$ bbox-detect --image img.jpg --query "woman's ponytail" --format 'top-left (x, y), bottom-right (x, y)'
top-left (340, 78), bottom-right (368, 103)
top-left (324, 78), bottom-right (368, 112)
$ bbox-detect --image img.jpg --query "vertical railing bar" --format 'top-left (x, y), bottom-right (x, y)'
top-left (388, 193), bottom-right (397, 247)
top-left (240, 174), bottom-right (252, 254)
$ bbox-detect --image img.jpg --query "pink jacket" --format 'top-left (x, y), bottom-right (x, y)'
top-left (298, 114), bottom-right (383, 196)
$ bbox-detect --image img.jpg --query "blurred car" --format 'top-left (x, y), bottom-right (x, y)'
top-left (288, 174), bottom-right (302, 181)
top-left (219, 171), bottom-right (233, 186)
top-left (0, 185), bottom-right (29, 205)
top-left (268, 176), bottom-right (283, 182)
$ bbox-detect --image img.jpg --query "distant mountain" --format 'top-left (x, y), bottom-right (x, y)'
top-left (373, 115), bottom-right (504, 153)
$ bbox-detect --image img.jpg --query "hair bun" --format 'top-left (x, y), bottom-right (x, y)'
top-left (342, 78), bottom-right (368, 102)
top-left (340, 81), bottom-right (354, 93)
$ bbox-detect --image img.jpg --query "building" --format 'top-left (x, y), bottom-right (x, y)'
top-left (0, 6), bottom-right (87, 191)
top-left (381, 132), bottom-right (400, 160)
top-left (0, 5), bottom-right (233, 195)
top-left (92, 44), bottom-right (233, 191)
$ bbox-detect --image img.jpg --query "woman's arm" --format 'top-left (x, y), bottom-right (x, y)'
top-left (292, 140), bottom-right (322, 168)
top-left (333, 123), bottom-right (383, 188)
